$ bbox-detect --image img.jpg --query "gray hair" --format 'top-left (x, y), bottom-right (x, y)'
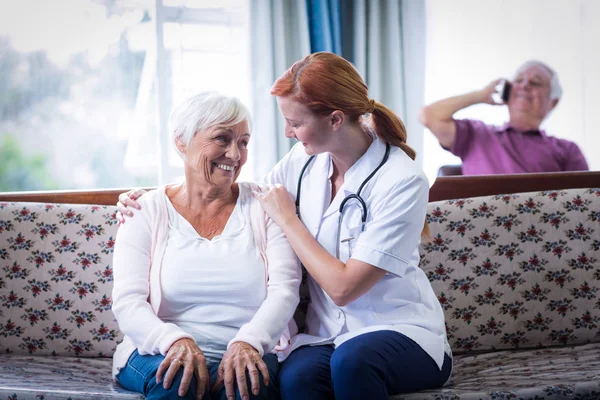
top-left (514, 60), bottom-right (563, 101)
top-left (169, 92), bottom-right (251, 159)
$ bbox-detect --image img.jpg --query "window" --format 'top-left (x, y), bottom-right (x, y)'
top-left (0, 0), bottom-right (251, 192)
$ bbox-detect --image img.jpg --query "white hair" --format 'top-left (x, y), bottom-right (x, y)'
top-left (514, 60), bottom-right (563, 101)
top-left (169, 92), bottom-right (251, 159)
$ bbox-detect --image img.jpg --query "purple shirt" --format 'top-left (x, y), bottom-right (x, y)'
top-left (449, 119), bottom-right (589, 175)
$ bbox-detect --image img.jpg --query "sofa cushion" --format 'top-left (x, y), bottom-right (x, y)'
top-left (421, 188), bottom-right (600, 354)
top-left (392, 342), bottom-right (600, 400)
top-left (0, 354), bottom-right (143, 399)
top-left (0, 202), bottom-right (122, 357)
top-left (1, 345), bottom-right (600, 400)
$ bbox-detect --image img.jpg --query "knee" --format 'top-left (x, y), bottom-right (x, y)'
top-left (330, 347), bottom-right (370, 383)
top-left (280, 362), bottom-right (319, 393)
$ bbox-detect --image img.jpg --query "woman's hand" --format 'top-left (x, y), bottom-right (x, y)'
top-left (212, 342), bottom-right (269, 400)
top-left (156, 338), bottom-right (210, 400)
top-left (116, 189), bottom-right (146, 225)
top-left (252, 184), bottom-right (297, 229)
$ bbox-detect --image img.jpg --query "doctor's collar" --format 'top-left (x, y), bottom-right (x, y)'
top-left (340, 136), bottom-right (387, 195)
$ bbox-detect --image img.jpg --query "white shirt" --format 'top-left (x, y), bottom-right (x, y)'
top-left (159, 191), bottom-right (267, 366)
top-left (263, 137), bottom-right (451, 369)
top-left (111, 184), bottom-right (301, 377)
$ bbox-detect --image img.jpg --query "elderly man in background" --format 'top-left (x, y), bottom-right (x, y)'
top-left (419, 60), bottom-right (589, 175)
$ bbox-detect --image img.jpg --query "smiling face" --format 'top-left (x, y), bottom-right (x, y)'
top-left (179, 120), bottom-right (250, 187)
top-left (277, 96), bottom-right (334, 155)
top-left (508, 64), bottom-right (558, 121)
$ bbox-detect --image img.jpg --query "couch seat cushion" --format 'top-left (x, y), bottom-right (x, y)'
top-left (0, 355), bottom-right (142, 399)
top-left (393, 343), bottom-right (600, 399)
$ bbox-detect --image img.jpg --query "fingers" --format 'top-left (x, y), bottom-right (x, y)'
top-left (121, 196), bottom-right (141, 211)
top-left (195, 364), bottom-right (210, 400)
top-left (218, 344), bottom-right (268, 400)
top-left (116, 201), bottom-right (132, 220)
top-left (177, 362), bottom-right (194, 397)
top-left (116, 190), bottom-right (145, 224)
top-left (251, 188), bottom-right (264, 199)
top-left (223, 361), bottom-right (236, 400)
top-left (115, 211), bottom-right (125, 225)
top-left (121, 189), bottom-right (145, 202)
top-left (235, 357), bottom-right (250, 400)
top-left (162, 358), bottom-right (182, 391)
top-left (212, 365), bottom-right (224, 393)
top-left (256, 358), bottom-right (270, 387)
top-left (253, 183), bottom-right (267, 193)
top-left (155, 356), bottom-right (170, 384)
top-left (245, 358), bottom-right (261, 396)
top-left (130, 189), bottom-right (145, 200)
top-left (117, 190), bottom-right (143, 209)
top-left (251, 184), bottom-right (283, 197)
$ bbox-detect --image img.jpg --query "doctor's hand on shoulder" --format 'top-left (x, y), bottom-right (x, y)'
top-left (252, 184), bottom-right (297, 228)
top-left (115, 189), bottom-right (146, 224)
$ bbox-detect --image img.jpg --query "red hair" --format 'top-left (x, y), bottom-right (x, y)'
top-left (271, 52), bottom-right (429, 239)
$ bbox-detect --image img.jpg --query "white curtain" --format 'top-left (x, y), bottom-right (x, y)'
top-left (249, 0), bottom-right (426, 176)
top-left (341, 0), bottom-right (426, 166)
top-left (250, 0), bottom-right (311, 179)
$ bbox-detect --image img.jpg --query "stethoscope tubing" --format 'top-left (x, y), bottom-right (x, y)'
top-left (295, 143), bottom-right (391, 258)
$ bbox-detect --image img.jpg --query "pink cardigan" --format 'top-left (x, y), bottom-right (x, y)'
top-left (111, 183), bottom-right (300, 377)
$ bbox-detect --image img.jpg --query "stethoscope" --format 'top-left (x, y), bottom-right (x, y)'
top-left (295, 142), bottom-right (391, 258)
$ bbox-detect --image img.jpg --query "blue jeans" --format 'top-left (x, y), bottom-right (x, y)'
top-left (279, 330), bottom-right (452, 400)
top-left (117, 350), bottom-right (280, 400)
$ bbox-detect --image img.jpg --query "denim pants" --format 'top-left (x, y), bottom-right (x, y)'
top-left (279, 330), bottom-right (452, 400)
top-left (116, 350), bottom-right (280, 400)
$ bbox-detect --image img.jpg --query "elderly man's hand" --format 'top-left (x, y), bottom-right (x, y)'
top-left (156, 338), bottom-right (210, 400)
top-left (480, 78), bottom-right (506, 105)
top-left (212, 342), bottom-right (269, 400)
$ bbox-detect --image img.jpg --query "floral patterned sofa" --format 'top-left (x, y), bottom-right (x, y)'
top-left (397, 187), bottom-right (600, 400)
top-left (0, 186), bottom-right (599, 400)
top-left (0, 203), bottom-right (142, 400)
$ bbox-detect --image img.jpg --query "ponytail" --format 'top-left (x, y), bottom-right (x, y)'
top-left (370, 101), bottom-right (416, 160)
top-left (371, 101), bottom-right (430, 241)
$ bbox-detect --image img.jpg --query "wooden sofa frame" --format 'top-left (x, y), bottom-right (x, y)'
top-left (1, 171), bottom-right (599, 205)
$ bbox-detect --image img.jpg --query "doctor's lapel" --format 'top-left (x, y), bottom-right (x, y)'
top-left (323, 138), bottom-right (387, 222)
top-left (297, 153), bottom-right (330, 237)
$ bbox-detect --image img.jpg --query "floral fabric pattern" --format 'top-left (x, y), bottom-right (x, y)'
top-left (422, 189), bottom-right (600, 354)
top-left (0, 203), bottom-right (121, 358)
top-left (0, 188), bottom-right (599, 399)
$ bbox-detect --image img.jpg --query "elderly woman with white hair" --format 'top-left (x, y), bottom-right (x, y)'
top-left (111, 92), bottom-right (300, 400)
top-left (420, 59), bottom-right (589, 175)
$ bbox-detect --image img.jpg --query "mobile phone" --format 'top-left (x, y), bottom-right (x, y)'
top-left (500, 80), bottom-right (512, 103)
top-left (492, 79), bottom-right (512, 104)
